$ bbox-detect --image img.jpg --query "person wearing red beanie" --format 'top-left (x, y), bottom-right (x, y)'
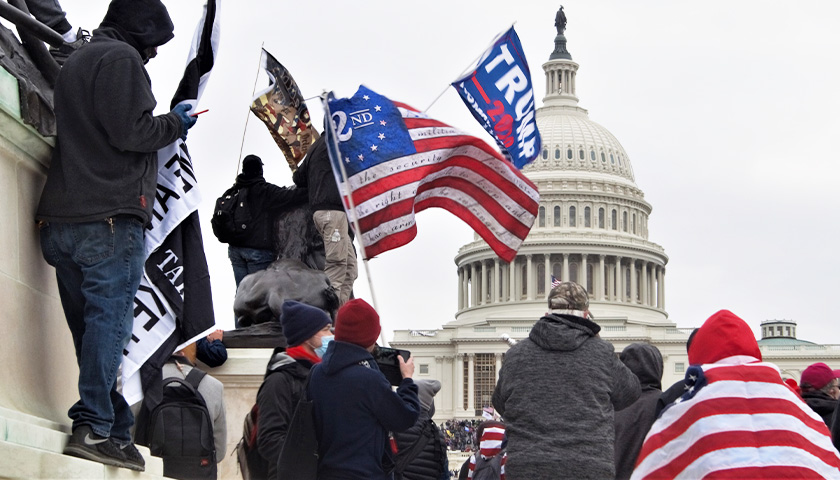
top-left (308, 298), bottom-right (420, 480)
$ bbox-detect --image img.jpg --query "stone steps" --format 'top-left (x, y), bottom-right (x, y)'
top-left (0, 407), bottom-right (166, 479)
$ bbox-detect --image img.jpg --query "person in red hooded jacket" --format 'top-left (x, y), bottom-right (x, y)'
top-left (631, 310), bottom-right (840, 479)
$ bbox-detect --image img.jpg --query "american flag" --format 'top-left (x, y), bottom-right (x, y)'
top-left (323, 85), bottom-right (539, 263)
top-left (631, 361), bottom-right (840, 479)
top-left (550, 274), bottom-right (561, 288)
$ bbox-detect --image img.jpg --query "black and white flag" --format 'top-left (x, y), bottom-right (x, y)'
top-left (123, 0), bottom-right (221, 405)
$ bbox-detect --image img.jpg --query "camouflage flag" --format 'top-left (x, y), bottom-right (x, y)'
top-left (250, 48), bottom-right (318, 170)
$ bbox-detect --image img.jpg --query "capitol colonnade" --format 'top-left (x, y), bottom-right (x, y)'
top-left (456, 254), bottom-right (666, 312)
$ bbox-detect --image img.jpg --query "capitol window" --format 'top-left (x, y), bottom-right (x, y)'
top-left (537, 263), bottom-right (546, 294)
top-left (579, 149), bottom-right (585, 160)
top-left (675, 362), bottom-right (685, 373)
top-left (623, 212), bottom-right (628, 232)
top-left (632, 213), bottom-right (636, 234)
top-left (598, 208), bottom-right (605, 228)
top-left (610, 154), bottom-right (615, 164)
top-left (569, 206), bottom-right (576, 227)
top-left (570, 263), bottom-right (579, 283)
top-left (566, 148), bottom-right (572, 159)
top-left (419, 364), bottom-right (429, 375)
top-left (584, 207), bottom-right (591, 227)
top-left (554, 206), bottom-right (561, 226)
top-left (590, 150), bottom-right (596, 161)
top-left (542, 149), bottom-right (548, 160)
top-left (538, 206), bottom-right (545, 227)
top-left (556, 148), bottom-right (561, 159)
top-left (618, 155), bottom-right (622, 166)
top-left (601, 152), bottom-right (606, 163)
top-left (611, 210), bottom-right (617, 230)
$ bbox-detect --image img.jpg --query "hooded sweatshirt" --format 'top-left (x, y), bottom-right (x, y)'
top-left (614, 343), bottom-right (664, 480)
top-left (228, 172), bottom-right (307, 250)
top-left (491, 314), bottom-right (641, 479)
top-left (37, 0), bottom-right (182, 224)
top-left (309, 340), bottom-right (419, 480)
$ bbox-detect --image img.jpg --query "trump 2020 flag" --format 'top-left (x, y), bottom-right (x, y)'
top-left (122, 0), bottom-right (219, 406)
top-left (452, 26), bottom-right (541, 169)
top-left (251, 48), bottom-right (318, 170)
top-left (323, 85), bottom-right (539, 263)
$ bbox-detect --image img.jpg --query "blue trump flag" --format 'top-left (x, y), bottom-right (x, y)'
top-left (452, 26), bottom-right (541, 169)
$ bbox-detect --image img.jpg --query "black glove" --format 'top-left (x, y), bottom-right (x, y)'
top-left (172, 104), bottom-right (197, 140)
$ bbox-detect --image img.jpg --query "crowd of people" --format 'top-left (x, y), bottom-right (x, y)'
top-left (26, 0), bottom-right (840, 478)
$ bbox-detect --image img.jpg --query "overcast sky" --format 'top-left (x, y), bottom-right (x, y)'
top-left (48, 1), bottom-right (840, 343)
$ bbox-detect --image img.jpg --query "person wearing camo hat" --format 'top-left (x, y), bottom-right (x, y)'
top-left (491, 282), bottom-right (640, 478)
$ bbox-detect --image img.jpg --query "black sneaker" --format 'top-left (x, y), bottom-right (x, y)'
top-left (116, 441), bottom-right (146, 472)
top-left (49, 28), bottom-right (90, 66)
top-left (63, 425), bottom-right (126, 468)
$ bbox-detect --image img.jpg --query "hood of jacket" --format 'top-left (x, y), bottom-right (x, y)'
top-left (234, 173), bottom-right (266, 188)
top-left (688, 310), bottom-right (762, 365)
top-left (95, 0), bottom-right (174, 55)
top-left (620, 343), bottom-right (664, 391)
top-left (528, 313), bottom-right (600, 352)
top-left (318, 340), bottom-right (379, 376)
top-left (264, 347), bottom-right (308, 379)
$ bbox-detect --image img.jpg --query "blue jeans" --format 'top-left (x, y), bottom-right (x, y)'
top-left (40, 217), bottom-right (146, 442)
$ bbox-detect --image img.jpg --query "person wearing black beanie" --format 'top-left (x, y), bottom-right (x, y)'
top-left (256, 300), bottom-right (333, 480)
top-left (221, 154), bottom-right (308, 310)
top-left (36, 0), bottom-right (196, 472)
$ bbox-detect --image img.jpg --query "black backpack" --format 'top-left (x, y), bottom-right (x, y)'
top-left (147, 368), bottom-right (217, 480)
top-left (210, 185), bottom-right (252, 244)
top-left (236, 401), bottom-right (269, 480)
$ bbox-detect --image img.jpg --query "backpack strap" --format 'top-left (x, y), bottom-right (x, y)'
top-left (185, 367), bottom-right (207, 390)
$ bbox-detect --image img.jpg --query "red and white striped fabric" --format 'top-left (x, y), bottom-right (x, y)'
top-left (631, 360), bottom-right (840, 479)
top-left (479, 426), bottom-right (506, 458)
top-left (324, 86), bottom-right (539, 262)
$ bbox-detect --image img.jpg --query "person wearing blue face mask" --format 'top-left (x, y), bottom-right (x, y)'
top-left (255, 300), bottom-right (333, 480)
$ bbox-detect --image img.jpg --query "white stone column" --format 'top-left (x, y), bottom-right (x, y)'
top-left (495, 353), bottom-right (503, 383)
top-left (467, 353), bottom-right (475, 414)
top-left (599, 255), bottom-right (606, 300)
top-left (470, 263), bottom-right (478, 307)
top-left (480, 261), bottom-right (488, 305)
top-left (581, 254), bottom-right (588, 292)
top-left (615, 256), bottom-right (623, 302)
top-left (562, 253), bottom-right (570, 281)
top-left (458, 267), bottom-right (464, 310)
top-left (656, 266), bottom-right (662, 309)
top-left (660, 267), bottom-right (666, 310)
top-left (509, 257), bottom-right (517, 301)
top-left (630, 259), bottom-right (637, 304)
top-left (455, 353), bottom-right (465, 412)
top-left (641, 262), bottom-right (648, 306)
top-left (526, 254), bottom-right (534, 300)
top-left (492, 259), bottom-right (500, 303)
top-left (544, 253), bottom-right (551, 296)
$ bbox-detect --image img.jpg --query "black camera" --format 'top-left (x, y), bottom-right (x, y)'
top-left (372, 346), bottom-right (411, 386)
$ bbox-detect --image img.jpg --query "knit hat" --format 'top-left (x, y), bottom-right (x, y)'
top-left (801, 362), bottom-right (840, 390)
top-left (334, 299), bottom-right (381, 348)
top-left (687, 310), bottom-right (762, 365)
top-left (280, 300), bottom-right (331, 347)
top-left (416, 379), bottom-right (441, 415)
top-left (547, 281), bottom-right (592, 318)
top-left (99, 0), bottom-right (174, 50)
top-left (242, 154), bottom-right (263, 176)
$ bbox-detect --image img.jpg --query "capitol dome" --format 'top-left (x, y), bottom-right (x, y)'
top-left (452, 14), bottom-right (669, 325)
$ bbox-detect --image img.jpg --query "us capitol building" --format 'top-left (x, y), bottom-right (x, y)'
top-left (390, 9), bottom-right (840, 421)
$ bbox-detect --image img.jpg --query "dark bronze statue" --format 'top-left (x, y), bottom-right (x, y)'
top-left (555, 6), bottom-right (567, 35)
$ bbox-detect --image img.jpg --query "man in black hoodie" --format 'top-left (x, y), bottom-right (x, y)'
top-left (35, 0), bottom-right (195, 471)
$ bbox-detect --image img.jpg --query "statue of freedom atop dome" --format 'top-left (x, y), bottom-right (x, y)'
top-left (555, 6), bottom-right (567, 35)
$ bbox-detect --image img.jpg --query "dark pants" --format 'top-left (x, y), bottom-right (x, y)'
top-left (40, 217), bottom-right (145, 442)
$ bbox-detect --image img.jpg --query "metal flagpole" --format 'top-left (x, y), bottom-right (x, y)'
top-left (424, 22), bottom-right (516, 113)
top-left (236, 44), bottom-right (265, 176)
top-left (320, 93), bottom-right (387, 347)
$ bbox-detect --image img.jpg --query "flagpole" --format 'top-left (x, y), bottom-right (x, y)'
top-left (424, 23), bottom-right (516, 113)
top-left (236, 44), bottom-right (265, 176)
top-left (320, 93), bottom-right (387, 347)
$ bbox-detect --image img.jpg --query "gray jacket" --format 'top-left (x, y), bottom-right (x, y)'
top-left (492, 314), bottom-right (640, 479)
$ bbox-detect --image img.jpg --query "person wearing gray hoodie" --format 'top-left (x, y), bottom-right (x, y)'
top-left (491, 282), bottom-right (640, 479)
top-left (614, 343), bottom-right (664, 480)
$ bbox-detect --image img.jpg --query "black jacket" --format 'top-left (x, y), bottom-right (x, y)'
top-left (614, 343), bottom-right (664, 480)
top-left (393, 410), bottom-right (447, 480)
top-left (309, 341), bottom-right (419, 480)
top-left (803, 390), bottom-right (838, 427)
top-left (229, 173), bottom-right (307, 250)
top-left (256, 348), bottom-right (313, 480)
top-left (292, 135), bottom-right (344, 212)
top-left (37, 20), bottom-right (182, 224)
